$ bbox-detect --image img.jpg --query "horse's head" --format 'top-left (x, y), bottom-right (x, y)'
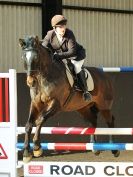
top-left (19, 36), bottom-right (48, 87)
top-left (19, 36), bottom-right (41, 76)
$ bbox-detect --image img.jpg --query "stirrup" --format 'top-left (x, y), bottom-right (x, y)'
top-left (83, 91), bottom-right (92, 101)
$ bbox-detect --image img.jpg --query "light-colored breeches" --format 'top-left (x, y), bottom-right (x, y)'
top-left (71, 59), bottom-right (85, 74)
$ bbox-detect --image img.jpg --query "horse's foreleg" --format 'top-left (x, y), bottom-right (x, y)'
top-left (33, 99), bottom-right (59, 157)
top-left (23, 122), bottom-right (33, 162)
top-left (101, 110), bottom-right (120, 157)
top-left (23, 104), bottom-right (36, 163)
top-left (32, 116), bottom-right (44, 157)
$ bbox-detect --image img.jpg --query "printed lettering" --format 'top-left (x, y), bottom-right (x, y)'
top-left (125, 166), bottom-right (133, 176)
top-left (50, 165), bottom-right (60, 175)
top-left (86, 166), bottom-right (95, 175)
top-left (74, 165), bottom-right (84, 175)
top-left (104, 166), bottom-right (115, 176)
top-left (62, 165), bottom-right (73, 175)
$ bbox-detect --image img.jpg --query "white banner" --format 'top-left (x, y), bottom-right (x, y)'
top-left (24, 161), bottom-right (133, 177)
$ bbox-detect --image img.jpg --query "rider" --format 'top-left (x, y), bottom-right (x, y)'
top-left (42, 14), bottom-right (91, 101)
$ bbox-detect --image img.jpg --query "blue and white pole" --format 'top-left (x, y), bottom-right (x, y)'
top-left (100, 67), bottom-right (133, 72)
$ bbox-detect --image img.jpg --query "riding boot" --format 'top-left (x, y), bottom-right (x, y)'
top-left (67, 61), bottom-right (80, 89)
top-left (77, 70), bottom-right (92, 101)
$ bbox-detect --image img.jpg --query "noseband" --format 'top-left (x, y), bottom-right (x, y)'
top-left (22, 47), bottom-right (41, 75)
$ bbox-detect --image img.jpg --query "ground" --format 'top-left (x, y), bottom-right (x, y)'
top-left (18, 150), bottom-right (133, 177)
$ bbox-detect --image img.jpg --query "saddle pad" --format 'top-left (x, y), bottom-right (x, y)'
top-left (66, 66), bottom-right (94, 91)
top-left (84, 68), bottom-right (94, 91)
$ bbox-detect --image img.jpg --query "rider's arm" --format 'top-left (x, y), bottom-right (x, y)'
top-left (42, 30), bottom-right (53, 47)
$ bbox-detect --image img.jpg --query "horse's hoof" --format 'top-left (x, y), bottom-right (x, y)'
top-left (112, 150), bottom-right (120, 157)
top-left (93, 150), bottom-right (101, 156)
top-left (23, 154), bottom-right (33, 163)
top-left (33, 148), bottom-right (43, 157)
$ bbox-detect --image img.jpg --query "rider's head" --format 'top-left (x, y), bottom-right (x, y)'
top-left (51, 15), bottom-right (67, 37)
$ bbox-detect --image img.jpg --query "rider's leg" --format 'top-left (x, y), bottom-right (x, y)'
top-left (67, 60), bottom-right (80, 89)
top-left (77, 70), bottom-right (92, 101)
top-left (67, 60), bottom-right (77, 79)
top-left (71, 59), bottom-right (92, 101)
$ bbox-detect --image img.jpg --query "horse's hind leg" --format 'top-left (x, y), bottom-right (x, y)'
top-left (100, 110), bottom-right (120, 157)
top-left (89, 106), bottom-right (99, 143)
top-left (78, 105), bottom-right (100, 155)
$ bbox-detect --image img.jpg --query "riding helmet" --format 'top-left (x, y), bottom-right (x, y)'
top-left (51, 15), bottom-right (67, 27)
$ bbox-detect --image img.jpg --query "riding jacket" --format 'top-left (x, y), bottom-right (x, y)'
top-left (42, 28), bottom-right (86, 61)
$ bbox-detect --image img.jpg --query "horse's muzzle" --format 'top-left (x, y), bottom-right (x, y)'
top-left (27, 75), bottom-right (36, 87)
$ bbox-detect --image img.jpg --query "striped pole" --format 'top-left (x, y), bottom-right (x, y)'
top-left (17, 127), bottom-right (133, 135)
top-left (17, 143), bottom-right (133, 151)
top-left (100, 67), bottom-right (133, 72)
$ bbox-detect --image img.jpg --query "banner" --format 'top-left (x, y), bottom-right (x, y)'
top-left (24, 161), bottom-right (133, 177)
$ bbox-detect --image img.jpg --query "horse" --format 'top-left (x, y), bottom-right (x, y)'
top-left (19, 36), bottom-right (120, 163)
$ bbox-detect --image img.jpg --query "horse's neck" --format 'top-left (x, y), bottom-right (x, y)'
top-left (39, 51), bottom-right (66, 83)
top-left (42, 62), bottom-right (66, 82)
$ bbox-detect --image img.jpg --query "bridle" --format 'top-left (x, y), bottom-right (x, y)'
top-left (22, 47), bottom-right (41, 76)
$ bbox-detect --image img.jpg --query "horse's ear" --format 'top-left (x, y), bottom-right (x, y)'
top-left (34, 36), bottom-right (40, 46)
top-left (19, 39), bottom-right (26, 48)
top-left (35, 36), bottom-right (39, 41)
top-left (35, 36), bottom-right (40, 44)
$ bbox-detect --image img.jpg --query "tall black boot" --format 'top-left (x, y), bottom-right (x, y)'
top-left (77, 70), bottom-right (92, 101)
top-left (67, 61), bottom-right (80, 89)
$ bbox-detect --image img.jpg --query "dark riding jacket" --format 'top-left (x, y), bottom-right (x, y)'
top-left (42, 29), bottom-right (86, 61)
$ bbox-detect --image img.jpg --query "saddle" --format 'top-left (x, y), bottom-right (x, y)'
top-left (65, 62), bottom-right (94, 91)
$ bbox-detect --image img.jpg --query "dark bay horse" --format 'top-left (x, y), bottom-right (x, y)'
top-left (19, 36), bottom-right (119, 162)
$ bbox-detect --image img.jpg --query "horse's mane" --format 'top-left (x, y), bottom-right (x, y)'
top-left (39, 43), bottom-right (66, 74)
top-left (34, 42), bottom-right (67, 84)
top-left (41, 44), bottom-right (53, 59)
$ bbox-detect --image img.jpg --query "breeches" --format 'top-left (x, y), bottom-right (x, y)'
top-left (71, 59), bottom-right (85, 74)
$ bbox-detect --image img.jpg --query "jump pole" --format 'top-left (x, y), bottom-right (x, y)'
top-left (100, 67), bottom-right (133, 72)
top-left (17, 142), bottom-right (133, 151)
top-left (17, 127), bottom-right (133, 135)
top-left (0, 69), bottom-right (17, 177)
